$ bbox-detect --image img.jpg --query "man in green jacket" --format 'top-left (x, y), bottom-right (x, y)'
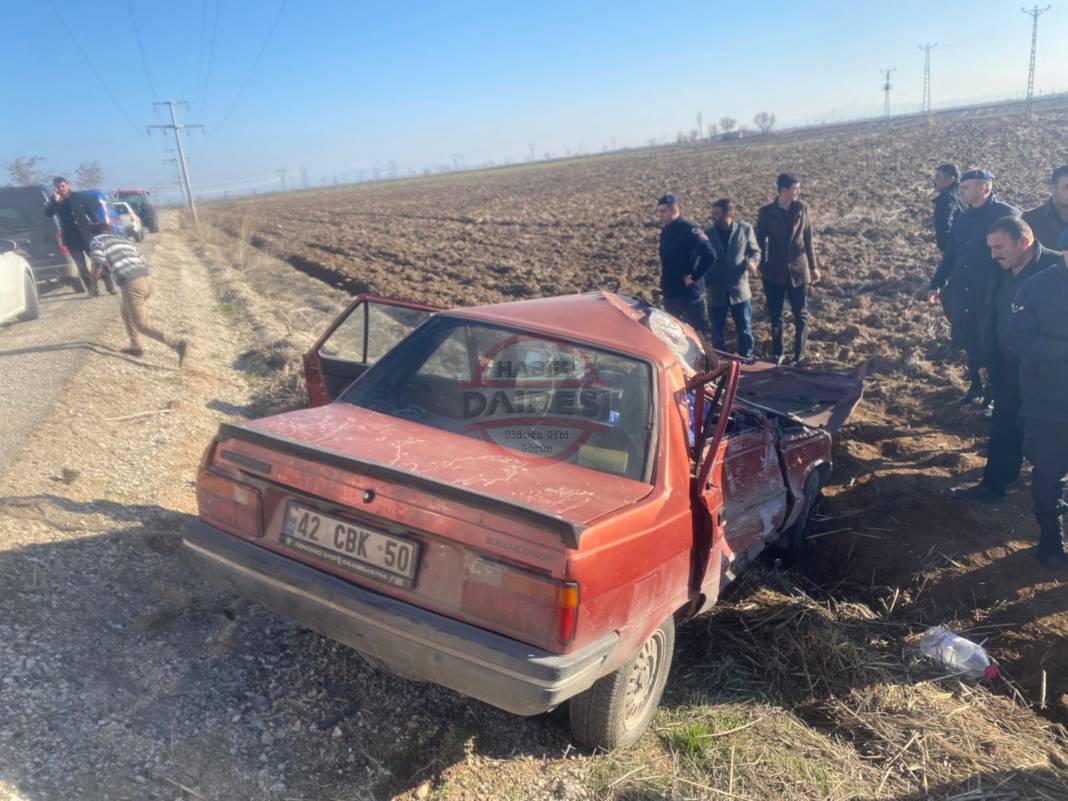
top-left (754, 173), bottom-right (821, 366)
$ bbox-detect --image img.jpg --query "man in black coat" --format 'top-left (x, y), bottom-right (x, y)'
top-left (44, 177), bottom-right (115, 296)
top-left (928, 169), bottom-right (1019, 406)
top-left (952, 218), bottom-right (1061, 503)
top-left (1004, 245), bottom-right (1068, 568)
top-left (657, 193), bottom-right (716, 335)
top-left (1021, 165), bottom-right (1068, 250)
top-left (931, 164), bottom-right (963, 350)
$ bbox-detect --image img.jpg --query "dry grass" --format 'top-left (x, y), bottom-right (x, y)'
top-left (590, 571), bottom-right (1068, 801)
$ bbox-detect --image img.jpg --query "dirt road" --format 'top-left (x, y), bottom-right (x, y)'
top-left (0, 237), bottom-right (163, 475)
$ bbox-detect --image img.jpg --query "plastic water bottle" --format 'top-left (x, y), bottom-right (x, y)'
top-left (918, 626), bottom-right (999, 680)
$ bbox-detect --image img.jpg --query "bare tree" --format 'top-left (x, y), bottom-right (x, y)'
top-left (689, 129), bottom-right (700, 142)
top-left (707, 122), bottom-right (718, 139)
top-left (719, 117), bottom-right (737, 133)
top-left (6, 156), bottom-right (51, 187)
top-left (753, 112), bottom-right (776, 134)
top-left (75, 161), bottom-right (103, 189)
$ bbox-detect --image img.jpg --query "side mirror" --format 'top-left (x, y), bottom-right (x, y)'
top-left (0, 239), bottom-right (17, 254)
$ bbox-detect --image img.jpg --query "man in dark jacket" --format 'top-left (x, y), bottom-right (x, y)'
top-left (928, 169), bottom-right (1019, 406)
top-left (44, 177), bottom-right (115, 296)
top-left (952, 218), bottom-right (1061, 502)
top-left (1004, 246), bottom-right (1068, 568)
top-left (932, 164), bottom-right (963, 351)
top-left (755, 173), bottom-right (820, 366)
top-left (705, 198), bottom-right (760, 358)
top-left (1022, 165), bottom-right (1068, 250)
top-left (657, 193), bottom-right (716, 335)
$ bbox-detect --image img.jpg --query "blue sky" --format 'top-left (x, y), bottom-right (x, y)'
top-left (4, 1), bottom-right (1066, 202)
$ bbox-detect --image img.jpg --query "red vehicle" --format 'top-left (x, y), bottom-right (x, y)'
top-left (183, 292), bottom-right (864, 749)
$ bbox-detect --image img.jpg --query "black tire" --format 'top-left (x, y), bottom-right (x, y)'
top-left (134, 228), bottom-right (144, 242)
top-left (141, 202), bottom-right (159, 233)
top-left (781, 471), bottom-right (822, 555)
top-left (18, 272), bottom-right (39, 321)
top-left (569, 615), bottom-right (675, 750)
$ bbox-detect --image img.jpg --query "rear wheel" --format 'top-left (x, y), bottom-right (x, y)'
top-left (141, 203), bottom-right (159, 233)
top-left (18, 272), bottom-right (39, 321)
top-left (569, 615), bottom-right (674, 750)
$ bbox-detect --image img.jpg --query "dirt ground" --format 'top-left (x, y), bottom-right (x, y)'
top-left (1, 105), bottom-right (1067, 801)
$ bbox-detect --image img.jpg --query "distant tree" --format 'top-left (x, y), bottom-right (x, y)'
top-left (707, 123), bottom-right (718, 139)
top-left (676, 131), bottom-right (687, 144)
top-left (646, 138), bottom-right (657, 147)
top-left (75, 161), bottom-right (103, 189)
top-left (753, 112), bottom-right (776, 134)
top-left (689, 129), bottom-right (700, 142)
top-left (719, 117), bottom-right (737, 133)
top-left (6, 156), bottom-right (51, 187)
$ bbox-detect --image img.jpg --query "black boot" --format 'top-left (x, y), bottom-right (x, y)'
top-left (1034, 511), bottom-right (1066, 568)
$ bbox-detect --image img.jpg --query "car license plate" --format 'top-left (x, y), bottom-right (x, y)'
top-left (281, 503), bottom-right (419, 588)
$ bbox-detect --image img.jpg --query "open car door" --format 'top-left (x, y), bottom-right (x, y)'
top-left (303, 295), bottom-right (441, 406)
top-left (685, 361), bottom-right (740, 608)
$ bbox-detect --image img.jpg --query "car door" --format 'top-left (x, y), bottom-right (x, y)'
top-left (303, 295), bottom-right (441, 406)
top-left (718, 416), bottom-right (788, 562)
top-left (0, 251), bottom-right (21, 322)
top-left (685, 362), bottom-right (737, 605)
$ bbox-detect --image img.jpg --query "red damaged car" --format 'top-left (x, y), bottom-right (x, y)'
top-left (183, 292), bottom-right (864, 749)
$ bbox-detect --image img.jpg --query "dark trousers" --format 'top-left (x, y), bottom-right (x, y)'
top-left (954, 306), bottom-right (983, 387)
top-left (982, 359), bottom-right (1023, 491)
top-left (709, 301), bottom-right (754, 358)
top-left (1023, 418), bottom-right (1068, 555)
top-left (763, 280), bottom-right (808, 360)
top-left (664, 293), bottom-right (710, 337)
top-left (941, 281), bottom-right (962, 347)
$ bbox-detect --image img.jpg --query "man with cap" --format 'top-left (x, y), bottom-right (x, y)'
top-left (657, 193), bottom-right (716, 335)
top-left (1022, 165), bottom-right (1068, 250)
top-left (928, 169), bottom-right (1019, 407)
top-left (951, 217), bottom-right (1061, 503)
top-left (1004, 244), bottom-right (1068, 568)
top-left (705, 198), bottom-right (759, 359)
top-left (755, 173), bottom-right (820, 366)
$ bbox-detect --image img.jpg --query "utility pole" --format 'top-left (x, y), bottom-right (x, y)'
top-left (1022, 5), bottom-right (1051, 115)
top-left (147, 101), bottom-right (201, 223)
top-left (881, 68), bottom-right (896, 121)
top-left (919, 43), bottom-right (937, 115)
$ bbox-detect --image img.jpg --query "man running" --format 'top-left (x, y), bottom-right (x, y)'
top-left (89, 224), bottom-right (188, 365)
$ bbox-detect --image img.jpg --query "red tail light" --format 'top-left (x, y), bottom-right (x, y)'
top-left (462, 557), bottom-right (579, 647)
top-left (56, 230), bottom-right (69, 256)
top-left (196, 469), bottom-right (263, 538)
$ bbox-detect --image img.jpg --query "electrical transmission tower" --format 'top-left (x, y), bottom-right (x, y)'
top-left (147, 101), bottom-right (202, 223)
top-left (881, 68), bottom-right (896, 120)
top-left (1022, 5), bottom-right (1051, 114)
top-left (919, 43), bottom-right (937, 115)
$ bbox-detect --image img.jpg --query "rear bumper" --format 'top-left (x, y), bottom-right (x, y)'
top-left (182, 520), bottom-right (617, 715)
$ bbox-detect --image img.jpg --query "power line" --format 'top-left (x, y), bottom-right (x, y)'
top-left (196, 0), bottom-right (221, 114)
top-left (919, 43), bottom-right (937, 115)
top-left (192, 0), bottom-right (209, 111)
top-left (213, 0), bottom-right (288, 131)
top-left (46, 0), bottom-right (138, 132)
top-left (1022, 5), bottom-right (1052, 114)
top-left (126, 0), bottom-right (158, 102)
